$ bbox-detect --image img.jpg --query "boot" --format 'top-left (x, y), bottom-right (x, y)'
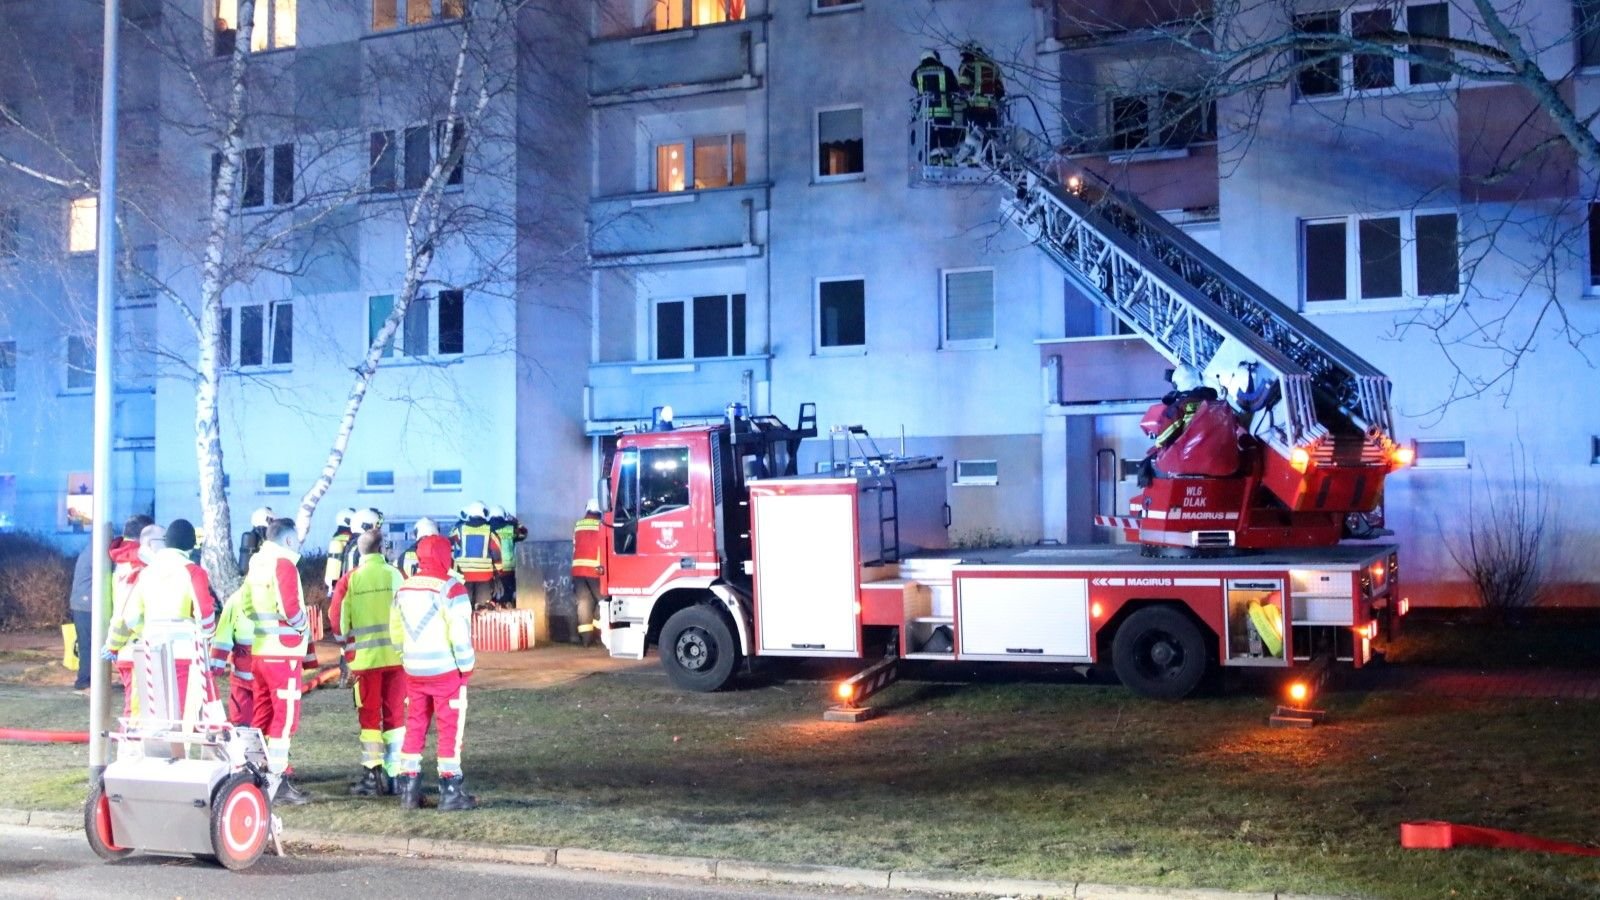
top-left (349, 767), bottom-right (390, 797)
top-left (437, 775), bottom-right (478, 812)
top-left (395, 773), bottom-right (423, 810)
top-left (274, 779), bottom-right (311, 806)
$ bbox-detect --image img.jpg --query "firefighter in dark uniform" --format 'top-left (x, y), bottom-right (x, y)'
top-left (911, 50), bottom-right (962, 164)
top-left (958, 43), bottom-right (1005, 133)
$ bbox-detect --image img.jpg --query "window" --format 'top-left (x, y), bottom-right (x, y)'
top-left (66, 337), bottom-right (94, 391)
top-left (1590, 204), bottom-right (1600, 289)
top-left (649, 0), bottom-right (745, 32)
top-left (64, 472), bottom-right (93, 532)
top-left (68, 197), bottom-right (97, 253)
top-left (654, 133), bottom-right (746, 193)
top-left (816, 107), bottom-right (864, 179)
top-left (1582, 0), bottom-right (1600, 67)
top-left (0, 208), bottom-right (17, 259)
top-left (214, 0), bottom-right (295, 55)
top-left (0, 341), bottom-right (15, 394)
top-left (652, 294), bottom-right (746, 360)
top-left (430, 468), bottom-right (462, 489)
top-left (213, 144), bottom-right (294, 207)
top-left (1106, 92), bottom-right (1216, 152)
top-left (814, 0), bottom-right (862, 10)
top-left (1293, 3), bottom-right (1450, 99)
top-left (1301, 212), bottom-right (1458, 305)
top-left (373, 0), bottom-right (464, 30)
top-left (263, 472), bottom-right (291, 492)
top-left (943, 269), bottom-right (994, 348)
top-left (364, 470), bottom-right (395, 491)
top-left (369, 121), bottom-right (465, 192)
top-left (1412, 439), bottom-right (1467, 469)
top-left (369, 291), bottom-right (464, 358)
top-left (640, 447), bottom-right (691, 517)
top-left (73, 63), bottom-right (99, 116)
top-left (220, 301), bottom-right (293, 368)
top-left (954, 459), bottom-right (999, 486)
top-left (817, 278), bottom-right (865, 349)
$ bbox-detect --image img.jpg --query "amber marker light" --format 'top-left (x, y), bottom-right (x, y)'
top-left (836, 683), bottom-right (854, 702)
top-left (1390, 446), bottom-right (1415, 468)
top-left (1067, 174), bottom-right (1083, 192)
top-left (1091, 602), bottom-right (1104, 619)
top-left (1287, 681), bottom-right (1309, 704)
top-left (1289, 447), bottom-right (1311, 473)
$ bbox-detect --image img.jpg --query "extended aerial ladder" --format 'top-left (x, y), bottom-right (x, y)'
top-left (913, 104), bottom-right (1411, 552)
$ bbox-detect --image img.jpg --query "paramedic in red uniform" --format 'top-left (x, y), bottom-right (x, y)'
top-left (242, 518), bottom-right (312, 805)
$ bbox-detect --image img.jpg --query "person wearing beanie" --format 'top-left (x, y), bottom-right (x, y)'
top-left (104, 517), bottom-right (217, 729)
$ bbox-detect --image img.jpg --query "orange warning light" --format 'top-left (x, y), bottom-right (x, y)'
top-left (1091, 602), bottom-right (1104, 619)
top-left (1399, 597), bottom-right (1410, 616)
top-left (1390, 446), bottom-right (1415, 468)
top-left (1288, 681), bottom-right (1309, 704)
top-left (1289, 447), bottom-right (1311, 473)
top-left (1066, 174), bottom-right (1083, 193)
top-left (836, 683), bottom-right (854, 702)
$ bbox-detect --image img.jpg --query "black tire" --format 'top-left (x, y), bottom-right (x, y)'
top-left (208, 772), bottom-right (271, 871)
top-left (659, 604), bottom-right (739, 692)
top-left (1111, 606), bottom-right (1210, 700)
top-left (84, 780), bottom-right (133, 862)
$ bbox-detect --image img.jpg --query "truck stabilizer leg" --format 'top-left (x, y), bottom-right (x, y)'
top-left (823, 639), bottom-right (900, 723)
top-left (1269, 655), bottom-right (1332, 728)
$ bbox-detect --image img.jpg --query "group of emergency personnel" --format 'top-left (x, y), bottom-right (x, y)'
top-left (321, 502), bottom-right (524, 611)
top-left (910, 42), bottom-right (1006, 165)
top-left (96, 502), bottom-right (484, 813)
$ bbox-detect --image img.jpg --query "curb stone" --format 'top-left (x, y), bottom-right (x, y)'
top-left (556, 847), bottom-right (716, 879)
top-left (890, 870), bottom-right (1074, 897)
top-left (0, 809), bottom-right (1354, 899)
top-left (719, 860), bottom-right (891, 890)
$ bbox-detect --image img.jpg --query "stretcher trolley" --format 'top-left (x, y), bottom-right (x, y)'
top-left (84, 639), bottom-right (283, 870)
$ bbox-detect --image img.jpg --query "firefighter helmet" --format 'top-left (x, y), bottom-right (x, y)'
top-left (336, 507), bottom-right (357, 529)
top-left (487, 504), bottom-right (508, 520)
top-left (353, 507), bottom-right (384, 532)
top-left (414, 516), bottom-right (439, 537)
top-left (462, 501), bottom-right (489, 521)
top-left (1172, 364), bottom-right (1203, 393)
top-left (249, 507), bottom-right (274, 529)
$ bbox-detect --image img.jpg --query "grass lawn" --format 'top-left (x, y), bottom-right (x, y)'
top-left (1385, 610), bottom-right (1600, 670)
top-left (2, 661), bottom-right (1598, 900)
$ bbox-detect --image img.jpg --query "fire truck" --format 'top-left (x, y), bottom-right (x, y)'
top-left (584, 126), bottom-right (1411, 702)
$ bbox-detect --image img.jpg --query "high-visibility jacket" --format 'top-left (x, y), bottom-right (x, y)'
top-left (452, 522), bottom-right (500, 582)
top-left (242, 540), bottom-right (307, 659)
top-left (572, 514), bottom-right (602, 579)
top-left (335, 554), bottom-right (403, 671)
top-left (107, 548), bottom-right (216, 660)
top-left (958, 55), bottom-right (1003, 108)
top-left (325, 530), bottom-right (351, 587)
top-left (108, 540), bottom-right (147, 663)
top-left (402, 543), bottom-right (461, 580)
top-left (912, 60), bottom-right (959, 119)
top-left (390, 574), bottom-right (475, 678)
top-left (209, 588), bottom-right (255, 677)
top-left (494, 523), bottom-right (519, 573)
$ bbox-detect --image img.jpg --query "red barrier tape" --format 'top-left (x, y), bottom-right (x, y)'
top-left (0, 728), bottom-right (90, 744)
top-left (1402, 821), bottom-right (1600, 857)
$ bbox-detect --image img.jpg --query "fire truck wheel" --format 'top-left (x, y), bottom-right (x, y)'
top-left (659, 604), bottom-right (739, 692)
top-left (84, 780), bottom-right (133, 861)
top-left (1111, 606), bottom-right (1209, 700)
top-left (207, 772), bottom-right (271, 870)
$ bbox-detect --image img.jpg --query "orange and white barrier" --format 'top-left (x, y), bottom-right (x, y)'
top-left (472, 609), bottom-right (537, 653)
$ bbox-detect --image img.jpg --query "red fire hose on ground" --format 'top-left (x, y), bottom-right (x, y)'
top-left (1402, 821), bottom-right (1600, 857)
top-left (0, 728), bottom-right (90, 744)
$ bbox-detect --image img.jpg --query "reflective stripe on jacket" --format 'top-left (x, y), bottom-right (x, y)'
top-left (959, 57), bottom-right (1003, 108)
top-left (325, 531), bottom-right (350, 586)
top-left (339, 554), bottom-right (404, 671)
top-left (453, 523), bottom-right (499, 579)
top-left (107, 548), bottom-right (215, 660)
top-left (494, 525), bottom-right (518, 572)
top-left (572, 514), bottom-right (602, 578)
top-left (390, 574), bottom-right (475, 677)
top-left (243, 541), bottom-right (307, 658)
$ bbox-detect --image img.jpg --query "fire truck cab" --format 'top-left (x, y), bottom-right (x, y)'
top-left (589, 406), bottom-right (1402, 700)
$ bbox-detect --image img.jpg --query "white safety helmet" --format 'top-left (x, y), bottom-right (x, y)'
top-left (353, 507), bottom-right (384, 532)
top-left (1172, 364), bottom-right (1203, 393)
top-left (249, 507), bottom-right (274, 529)
top-left (463, 501), bottom-right (489, 520)
top-left (337, 507), bottom-right (357, 529)
top-left (414, 516), bottom-right (439, 538)
top-left (487, 504), bottom-right (508, 520)
top-left (586, 498), bottom-right (601, 514)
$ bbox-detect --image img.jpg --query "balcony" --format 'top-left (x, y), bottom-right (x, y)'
top-left (587, 355), bottom-right (771, 431)
top-left (589, 18), bottom-right (763, 104)
top-left (1047, 0), bottom-right (1211, 50)
top-left (590, 183), bottom-right (766, 267)
top-left (1039, 336), bottom-right (1169, 408)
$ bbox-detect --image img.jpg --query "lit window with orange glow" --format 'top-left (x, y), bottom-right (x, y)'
top-left (67, 197), bottom-right (97, 253)
top-left (656, 143), bottom-right (686, 193)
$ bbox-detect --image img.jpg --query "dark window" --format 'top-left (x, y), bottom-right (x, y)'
top-left (639, 447), bottom-right (691, 518)
top-left (1582, 0), bottom-right (1600, 67)
top-left (1162, 94), bottom-right (1215, 146)
top-left (1304, 221), bottom-right (1347, 302)
top-left (1358, 217), bottom-right (1403, 299)
top-left (655, 300), bottom-right (685, 360)
top-left (1590, 204), bottom-right (1600, 287)
top-left (366, 470), bottom-right (395, 488)
top-left (1415, 213), bottom-right (1459, 296)
top-left (432, 468), bottom-right (463, 487)
top-left (1294, 13), bottom-right (1342, 97)
top-left (403, 297), bottom-right (430, 356)
top-left (403, 125), bottom-right (431, 190)
top-left (0, 208), bottom-right (18, 258)
top-left (731, 293), bottom-right (747, 356)
top-left (1351, 9), bottom-right (1395, 91)
top-left (67, 336), bottom-right (94, 390)
top-left (272, 144), bottom-right (295, 204)
top-left (219, 308), bottom-right (232, 367)
top-left (437, 119), bottom-right (465, 185)
top-left (692, 295), bottom-right (729, 358)
top-left (1408, 3), bottom-right (1451, 84)
top-left (270, 301), bottom-right (293, 364)
top-left (819, 279), bottom-right (866, 348)
top-left (1415, 439), bottom-right (1466, 460)
top-left (239, 305), bottom-right (265, 367)
top-left (1109, 96), bottom-right (1150, 151)
top-left (241, 147), bottom-right (265, 207)
top-left (211, 152), bottom-right (223, 197)
top-left (437, 289), bottom-right (464, 355)
top-left (370, 131), bottom-right (396, 193)
top-left (817, 108), bottom-right (864, 178)
top-left (0, 341), bottom-right (15, 393)
top-left (264, 472), bottom-right (290, 490)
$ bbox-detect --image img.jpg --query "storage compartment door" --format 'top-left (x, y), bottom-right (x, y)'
top-left (956, 576), bottom-right (1091, 662)
top-left (754, 491), bottom-right (860, 656)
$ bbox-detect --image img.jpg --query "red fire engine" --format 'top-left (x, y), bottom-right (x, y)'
top-left (582, 136), bottom-right (1412, 702)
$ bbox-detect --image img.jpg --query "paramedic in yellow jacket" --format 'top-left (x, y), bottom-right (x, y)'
top-left (330, 530), bottom-right (407, 796)
top-left (103, 519), bottom-right (216, 727)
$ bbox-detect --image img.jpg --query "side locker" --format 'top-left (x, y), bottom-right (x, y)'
top-left (954, 572), bottom-right (1092, 663)
top-left (750, 481), bottom-right (862, 657)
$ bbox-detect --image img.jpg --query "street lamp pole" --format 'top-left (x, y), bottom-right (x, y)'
top-left (89, 0), bottom-right (121, 777)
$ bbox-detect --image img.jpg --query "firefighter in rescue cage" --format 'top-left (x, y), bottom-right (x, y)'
top-left (958, 43), bottom-right (1005, 132)
top-left (911, 49), bottom-right (962, 164)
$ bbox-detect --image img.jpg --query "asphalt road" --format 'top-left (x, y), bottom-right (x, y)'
top-left (0, 826), bottom-right (906, 900)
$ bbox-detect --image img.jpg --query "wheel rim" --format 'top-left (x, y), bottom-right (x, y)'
top-left (220, 784), bottom-right (266, 859)
top-left (1133, 630), bottom-right (1187, 682)
top-left (674, 627), bottom-right (715, 673)
top-left (94, 792), bottom-right (122, 852)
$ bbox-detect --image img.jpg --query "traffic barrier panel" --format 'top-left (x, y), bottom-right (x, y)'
top-left (472, 610), bottom-right (537, 653)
